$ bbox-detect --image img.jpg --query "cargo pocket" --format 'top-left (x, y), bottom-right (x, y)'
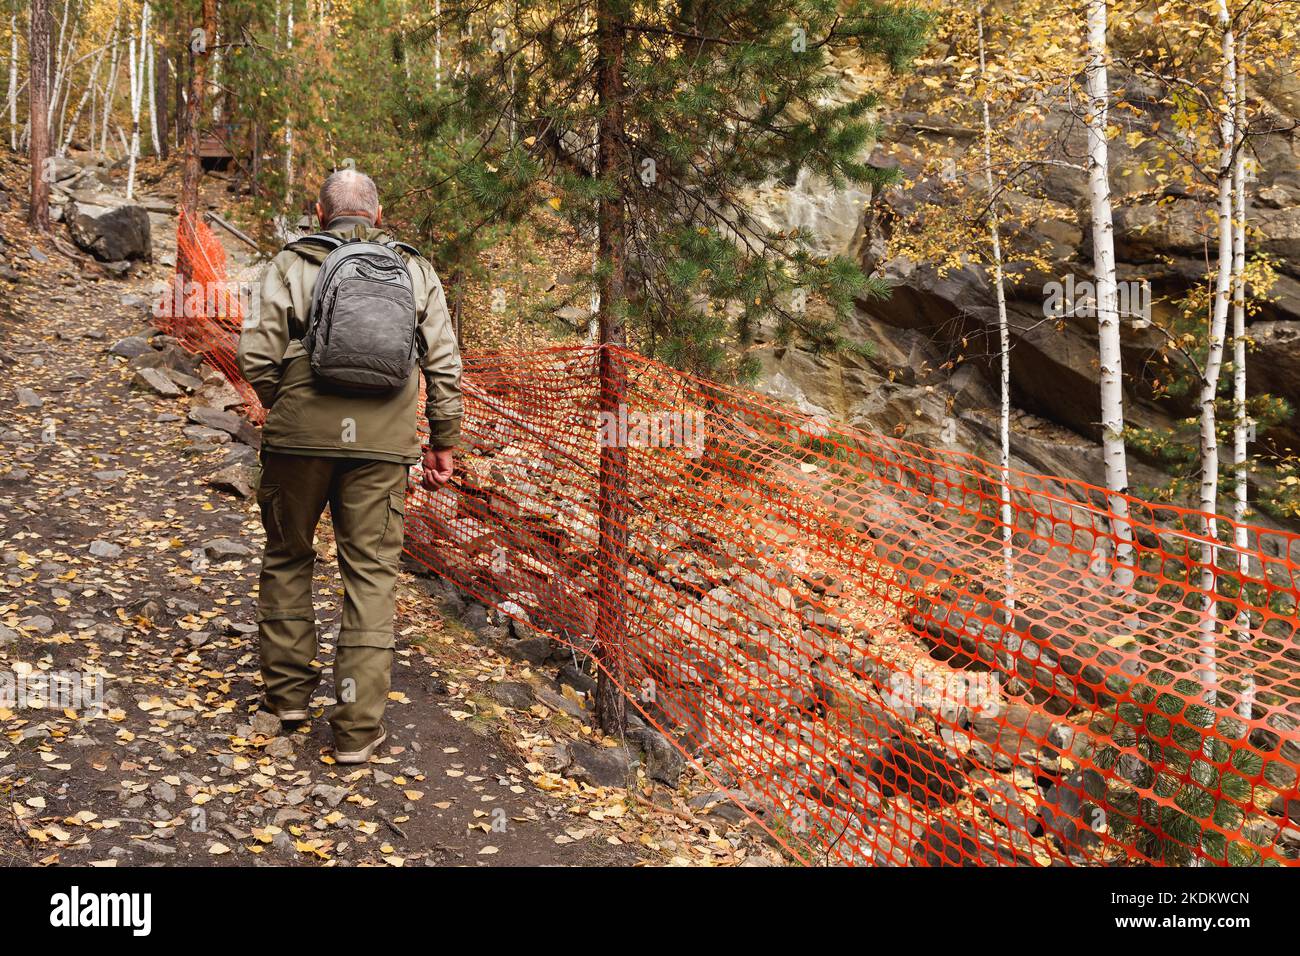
top-left (382, 487), bottom-right (407, 563)
top-left (256, 482), bottom-right (282, 543)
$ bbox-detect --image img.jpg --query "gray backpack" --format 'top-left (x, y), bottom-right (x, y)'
top-left (292, 234), bottom-right (422, 393)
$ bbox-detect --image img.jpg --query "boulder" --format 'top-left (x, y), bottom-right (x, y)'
top-left (197, 378), bottom-right (246, 410)
top-left (109, 335), bottom-right (153, 359)
top-left (46, 155), bottom-right (80, 183)
top-left (132, 367), bottom-right (182, 398)
top-left (208, 463), bottom-right (258, 498)
top-left (67, 201), bottom-right (152, 262)
top-left (626, 725), bottom-right (686, 786)
top-left (130, 343), bottom-right (203, 376)
top-left (14, 387), bottom-right (42, 408)
top-left (565, 740), bottom-right (637, 787)
top-left (201, 538), bottom-right (253, 561)
top-left (89, 539), bottom-right (123, 559)
top-left (504, 635), bottom-right (552, 665)
top-left (487, 682), bottom-right (535, 710)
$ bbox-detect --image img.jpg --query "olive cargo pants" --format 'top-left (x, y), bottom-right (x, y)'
top-left (255, 452), bottom-right (408, 751)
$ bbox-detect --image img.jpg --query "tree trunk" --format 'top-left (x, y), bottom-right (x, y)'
top-left (1230, 38), bottom-right (1249, 546)
top-left (127, 31), bottom-right (139, 195)
top-left (8, 15), bottom-right (18, 151)
top-left (1084, 0), bottom-right (1135, 579)
top-left (100, 26), bottom-right (121, 156)
top-left (45, 0), bottom-right (72, 131)
top-left (434, 0), bottom-right (442, 89)
top-left (155, 31), bottom-right (169, 159)
top-left (28, 0), bottom-right (51, 232)
top-left (180, 0), bottom-right (218, 227)
top-left (147, 23), bottom-right (160, 155)
top-left (51, 11), bottom-right (79, 147)
top-left (283, 1), bottom-right (294, 207)
top-left (593, 0), bottom-right (628, 735)
top-left (1230, 42), bottom-right (1252, 711)
top-left (60, 34), bottom-right (109, 155)
top-left (1198, 0), bottom-right (1239, 706)
top-left (126, 2), bottom-right (150, 200)
top-left (978, 14), bottom-right (1015, 613)
top-left (209, 25), bottom-right (221, 122)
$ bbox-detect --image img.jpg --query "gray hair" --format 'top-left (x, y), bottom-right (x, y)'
top-left (319, 168), bottom-right (380, 224)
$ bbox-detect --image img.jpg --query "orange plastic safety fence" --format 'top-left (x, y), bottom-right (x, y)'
top-left (155, 210), bottom-right (265, 422)
top-left (168, 218), bottom-right (1300, 867)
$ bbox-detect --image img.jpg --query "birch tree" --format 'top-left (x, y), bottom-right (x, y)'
top-left (8, 14), bottom-right (18, 150)
top-left (977, 12), bottom-right (1015, 606)
top-left (147, 24), bottom-right (158, 154)
top-left (1191, 0), bottom-right (1244, 705)
top-left (59, 23), bottom-right (111, 155)
top-left (125, 1), bottom-right (150, 198)
top-left (880, 4), bottom-right (1075, 609)
top-left (46, 0), bottom-right (74, 132)
top-left (1084, 0), bottom-right (1135, 575)
top-left (1230, 29), bottom-right (1249, 565)
top-left (283, 0), bottom-right (293, 208)
top-left (98, 16), bottom-right (119, 155)
top-left (207, 23), bottom-right (218, 123)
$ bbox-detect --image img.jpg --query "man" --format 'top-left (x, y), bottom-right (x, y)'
top-left (238, 169), bottom-right (462, 763)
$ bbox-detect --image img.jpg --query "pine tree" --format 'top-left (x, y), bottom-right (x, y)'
top-left (404, 0), bottom-right (929, 730)
top-left (403, 0), bottom-right (930, 377)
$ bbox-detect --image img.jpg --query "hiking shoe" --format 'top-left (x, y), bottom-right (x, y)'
top-left (334, 725), bottom-right (388, 765)
top-left (273, 707), bottom-right (311, 722)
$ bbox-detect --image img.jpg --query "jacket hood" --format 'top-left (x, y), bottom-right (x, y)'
top-left (282, 218), bottom-right (394, 264)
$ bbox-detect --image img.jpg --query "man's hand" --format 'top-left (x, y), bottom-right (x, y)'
top-left (421, 446), bottom-right (454, 489)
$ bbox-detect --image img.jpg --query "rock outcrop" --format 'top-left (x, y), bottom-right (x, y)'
top-left (749, 58), bottom-right (1300, 504)
top-left (67, 200), bottom-right (153, 263)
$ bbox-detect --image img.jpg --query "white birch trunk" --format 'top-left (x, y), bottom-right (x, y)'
top-left (1198, 0), bottom-right (1239, 706)
top-left (59, 36), bottom-right (108, 154)
top-left (125, 2), bottom-right (150, 199)
top-left (1230, 29), bottom-right (1252, 701)
top-left (147, 28), bottom-right (160, 155)
top-left (1230, 42), bottom-right (1249, 547)
top-left (126, 32), bottom-right (139, 198)
top-left (8, 17), bottom-right (19, 151)
top-left (46, 0), bottom-right (69, 126)
top-left (284, 2), bottom-right (294, 206)
top-left (53, 18), bottom-right (79, 146)
top-left (99, 28), bottom-right (121, 156)
top-left (1084, 0), bottom-right (1135, 580)
top-left (47, 0), bottom-right (73, 129)
top-left (978, 15), bottom-right (1015, 610)
top-left (209, 27), bottom-right (220, 123)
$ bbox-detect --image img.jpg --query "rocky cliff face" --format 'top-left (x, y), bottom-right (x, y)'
top-left (751, 59), bottom-right (1300, 509)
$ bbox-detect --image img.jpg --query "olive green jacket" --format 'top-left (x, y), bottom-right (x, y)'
top-left (237, 217), bottom-right (463, 464)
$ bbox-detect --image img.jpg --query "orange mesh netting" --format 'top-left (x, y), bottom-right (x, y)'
top-left (164, 217), bottom-right (1300, 867)
top-left (156, 211), bottom-right (265, 421)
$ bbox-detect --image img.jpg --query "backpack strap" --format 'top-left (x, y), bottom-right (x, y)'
top-left (385, 240), bottom-right (422, 259)
top-left (284, 232), bottom-right (345, 256)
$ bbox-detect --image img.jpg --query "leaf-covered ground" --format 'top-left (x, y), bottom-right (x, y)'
top-left (0, 157), bottom-right (782, 867)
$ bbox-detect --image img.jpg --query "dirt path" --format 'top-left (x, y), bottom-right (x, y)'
top-left (0, 205), bottom-right (774, 867)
